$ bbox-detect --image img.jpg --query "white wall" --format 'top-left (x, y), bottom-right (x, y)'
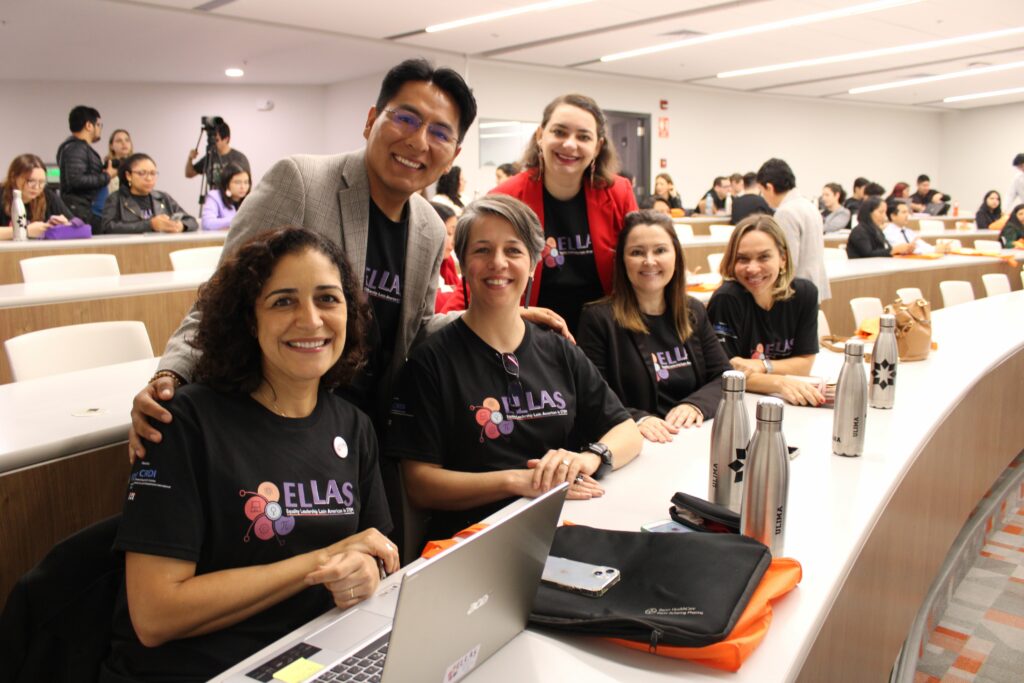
top-left (0, 81), bottom-right (329, 217)
top-left (460, 61), bottom-right (946, 207)
top-left (325, 73), bottom-right (385, 155)
top-left (938, 101), bottom-right (1024, 213)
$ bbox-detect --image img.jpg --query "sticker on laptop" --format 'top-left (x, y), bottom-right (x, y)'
top-left (443, 644), bottom-right (481, 683)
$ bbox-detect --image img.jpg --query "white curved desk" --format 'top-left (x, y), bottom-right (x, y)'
top-left (214, 291), bottom-right (1024, 682)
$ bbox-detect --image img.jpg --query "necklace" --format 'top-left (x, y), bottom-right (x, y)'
top-left (255, 387), bottom-right (288, 417)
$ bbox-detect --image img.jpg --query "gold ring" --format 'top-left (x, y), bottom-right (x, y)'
top-left (561, 458), bottom-right (570, 467)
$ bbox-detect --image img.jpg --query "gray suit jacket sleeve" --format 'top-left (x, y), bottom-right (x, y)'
top-left (157, 156), bottom-right (312, 380)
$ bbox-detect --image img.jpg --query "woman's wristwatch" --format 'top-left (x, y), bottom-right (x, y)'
top-left (587, 442), bottom-right (614, 480)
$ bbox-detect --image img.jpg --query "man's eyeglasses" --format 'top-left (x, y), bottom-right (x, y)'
top-left (383, 108), bottom-right (458, 149)
top-left (499, 352), bottom-right (525, 415)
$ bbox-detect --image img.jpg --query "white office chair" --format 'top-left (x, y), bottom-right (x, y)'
top-left (939, 280), bottom-right (974, 308)
top-left (19, 254), bottom-right (119, 283)
top-left (896, 287), bottom-right (923, 303)
top-left (973, 239), bottom-right (1002, 254)
top-left (674, 224), bottom-right (694, 241)
top-left (817, 309), bottom-right (831, 337)
top-left (707, 252), bottom-right (724, 276)
top-left (709, 224), bottom-right (734, 240)
top-left (824, 248), bottom-right (847, 261)
top-left (849, 297), bottom-right (883, 329)
top-left (981, 273), bottom-right (1011, 297)
top-left (4, 321), bottom-right (153, 382)
top-left (169, 246), bottom-right (223, 271)
top-left (918, 219), bottom-right (944, 235)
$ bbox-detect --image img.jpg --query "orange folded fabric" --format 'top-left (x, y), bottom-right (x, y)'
top-left (607, 558), bottom-right (802, 671)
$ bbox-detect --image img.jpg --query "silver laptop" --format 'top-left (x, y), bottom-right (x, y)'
top-left (225, 483), bottom-right (568, 683)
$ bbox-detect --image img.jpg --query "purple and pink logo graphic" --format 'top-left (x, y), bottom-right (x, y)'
top-left (241, 481), bottom-right (295, 544)
top-left (542, 238), bottom-right (564, 269)
top-left (469, 397), bottom-right (516, 442)
top-left (652, 353), bottom-right (670, 382)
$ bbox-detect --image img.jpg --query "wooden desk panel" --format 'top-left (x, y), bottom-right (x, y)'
top-left (0, 443), bottom-right (130, 613)
top-left (0, 234), bottom-right (225, 285)
top-left (822, 258), bottom-right (1021, 336)
top-left (797, 349), bottom-right (1024, 682)
top-left (0, 289), bottom-right (195, 384)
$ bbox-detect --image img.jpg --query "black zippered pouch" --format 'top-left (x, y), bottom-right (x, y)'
top-left (670, 491), bottom-right (741, 534)
top-left (529, 524), bottom-right (770, 648)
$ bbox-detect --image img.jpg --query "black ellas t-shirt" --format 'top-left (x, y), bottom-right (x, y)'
top-left (385, 319), bottom-right (629, 539)
top-left (363, 200), bottom-right (407, 383)
top-left (104, 385), bottom-right (392, 683)
top-left (645, 313), bottom-right (698, 415)
top-left (707, 279), bottom-right (820, 361)
top-left (537, 188), bottom-right (604, 334)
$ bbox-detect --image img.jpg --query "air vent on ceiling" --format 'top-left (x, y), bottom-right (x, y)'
top-left (661, 28), bottom-right (706, 37)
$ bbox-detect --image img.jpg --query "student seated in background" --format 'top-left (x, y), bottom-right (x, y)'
top-left (0, 153), bottom-right (70, 240)
top-left (882, 201), bottom-right (935, 254)
top-left (185, 119), bottom-right (250, 186)
top-left (864, 182), bottom-right (886, 199)
top-left (494, 162), bottom-right (519, 185)
top-left (729, 172), bottom-right (744, 197)
top-left (102, 153), bottom-right (198, 234)
top-left (100, 227), bottom-right (398, 683)
top-left (820, 182), bottom-right (850, 233)
top-left (696, 175), bottom-right (731, 215)
top-left (652, 172), bottom-right (683, 210)
top-left (432, 165), bottom-right (466, 216)
top-left (386, 195), bottom-right (642, 541)
top-left (843, 176), bottom-right (869, 216)
top-left (730, 171), bottom-right (772, 226)
top-left (577, 210), bottom-right (730, 444)
top-left (104, 129), bottom-right (134, 196)
top-left (909, 174), bottom-right (948, 213)
top-left (975, 190), bottom-right (1004, 231)
top-left (200, 163), bottom-right (250, 230)
top-left (431, 201), bottom-right (461, 312)
top-left (887, 182), bottom-right (910, 203)
top-left (999, 204), bottom-right (1024, 248)
top-left (846, 197), bottom-right (914, 259)
top-left (640, 194), bottom-right (673, 216)
top-left (706, 215), bottom-right (824, 407)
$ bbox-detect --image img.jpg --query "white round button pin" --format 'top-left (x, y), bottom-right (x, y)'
top-left (333, 436), bottom-right (348, 458)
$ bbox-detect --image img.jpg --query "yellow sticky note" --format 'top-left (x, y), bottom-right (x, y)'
top-left (272, 657), bottom-right (324, 683)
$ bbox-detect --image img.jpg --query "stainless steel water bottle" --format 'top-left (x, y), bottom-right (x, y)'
top-left (869, 314), bottom-right (898, 409)
top-left (833, 339), bottom-right (868, 456)
top-left (740, 398), bottom-right (789, 556)
top-left (11, 189), bottom-right (27, 241)
top-left (708, 370), bottom-right (750, 513)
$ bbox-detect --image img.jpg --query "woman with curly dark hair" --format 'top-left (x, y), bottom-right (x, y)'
top-left (103, 227), bottom-right (398, 683)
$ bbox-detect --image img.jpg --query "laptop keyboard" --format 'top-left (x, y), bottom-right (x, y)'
top-left (312, 632), bottom-right (390, 682)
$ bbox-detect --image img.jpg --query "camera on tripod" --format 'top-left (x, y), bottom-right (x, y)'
top-left (202, 116), bottom-right (225, 133)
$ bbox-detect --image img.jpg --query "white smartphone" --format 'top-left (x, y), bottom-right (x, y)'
top-left (640, 518), bottom-right (693, 534)
top-left (541, 556), bottom-right (620, 597)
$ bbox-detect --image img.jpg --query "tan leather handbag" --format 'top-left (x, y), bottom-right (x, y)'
top-left (885, 297), bottom-right (932, 361)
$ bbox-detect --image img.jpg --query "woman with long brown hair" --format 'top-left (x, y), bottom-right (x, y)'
top-left (577, 210), bottom-right (730, 443)
top-left (492, 93), bottom-right (638, 334)
top-left (0, 154), bottom-right (70, 239)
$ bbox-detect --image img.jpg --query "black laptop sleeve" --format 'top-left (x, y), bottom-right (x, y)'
top-left (528, 525), bottom-right (770, 648)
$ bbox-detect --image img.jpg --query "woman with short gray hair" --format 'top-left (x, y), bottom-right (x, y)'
top-left (386, 194), bottom-right (642, 541)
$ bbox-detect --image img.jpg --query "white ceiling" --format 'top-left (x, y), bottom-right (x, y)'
top-left (3, 0), bottom-right (1022, 109)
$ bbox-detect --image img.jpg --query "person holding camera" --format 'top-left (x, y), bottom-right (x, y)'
top-left (103, 153), bottom-right (198, 234)
top-left (185, 119), bottom-right (250, 187)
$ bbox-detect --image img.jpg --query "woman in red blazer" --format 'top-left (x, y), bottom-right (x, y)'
top-left (490, 93), bottom-right (638, 334)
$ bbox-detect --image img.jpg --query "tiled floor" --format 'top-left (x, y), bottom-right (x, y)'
top-left (915, 505), bottom-right (1024, 682)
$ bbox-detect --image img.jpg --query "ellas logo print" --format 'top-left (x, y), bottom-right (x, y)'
top-left (542, 234), bottom-right (593, 269)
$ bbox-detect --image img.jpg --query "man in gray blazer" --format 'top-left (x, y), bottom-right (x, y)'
top-left (128, 59), bottom-right (478, 458)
